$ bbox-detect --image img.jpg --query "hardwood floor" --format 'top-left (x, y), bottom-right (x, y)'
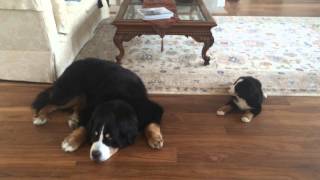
top-left (220, 0), bottom-right (320, 16)
top-left (0, 81), bottom-right (320, 179)
top-left (109, 0), bottom-right (320, 16)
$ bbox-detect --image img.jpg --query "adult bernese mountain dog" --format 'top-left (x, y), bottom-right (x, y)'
top-left (32, 58), bottom-right (164, 162)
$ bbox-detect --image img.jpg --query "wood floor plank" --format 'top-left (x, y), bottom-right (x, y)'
top-left (220, 0), bottom-right (320, 16)
top-left (1, 81), bottom-right (320, 179)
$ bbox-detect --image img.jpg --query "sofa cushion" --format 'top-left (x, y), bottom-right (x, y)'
top-left (51, 0), bottom-right (70, 34)
top-left (55, 0), bottom-right (109, 76)
top-left (65, 0), bottom-right (100, 34)
top-left (0, 0), bottom-right (45, 11)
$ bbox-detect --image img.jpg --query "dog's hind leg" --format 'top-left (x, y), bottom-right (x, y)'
top-left (32, 88), bottom-right (56, 126)
top-left (33, 105), bottom-right (59, 126)
top-left (68, 95), bottom-right (86, 129)
top-left (241, 106), bottom-right (261, 123)
top-left (32, 88), bottom-right (86, 127)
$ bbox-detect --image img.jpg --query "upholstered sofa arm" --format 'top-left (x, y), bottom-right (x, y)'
top-left (0, 0), bottom-right (58, 82)
top-left (0, 0), bottom-right (46, 11)
top-left (0, 0), bottom-right (110, 83)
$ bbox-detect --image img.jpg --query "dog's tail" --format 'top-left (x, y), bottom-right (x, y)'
top-left (32, 87), bottom-right (52, 112)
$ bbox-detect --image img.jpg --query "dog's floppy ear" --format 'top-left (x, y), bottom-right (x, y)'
top-left (117, 115), bottom-right (139, 147)
top-left (251, 78), bottom-right (267, 99)
top-left (255, 79), bottom-right (262, 89)
top-left (254, 79), bottom-right (267, 99)
top-left (246, 82), bottom-right (265, 106)
top-left (234, 77), bottom-right (243, 84)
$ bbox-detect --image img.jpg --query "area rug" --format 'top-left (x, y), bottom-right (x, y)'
top-left (77, 16), bottom-right (320, 96)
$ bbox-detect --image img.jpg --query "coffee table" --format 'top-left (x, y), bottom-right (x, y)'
top-left (112, 0), bottom-right (217, 65)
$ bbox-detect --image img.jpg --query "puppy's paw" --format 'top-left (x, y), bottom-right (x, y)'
top-left (263, 92), bottom-right (268, 99)
top-left (68, 113), bottom-right (79, 129)
top-left (241, 116), bottom-right (252, 123)
top-left (33, 117), bottom-right (47, 126)
top-left (216, 110), bottom-right (226, 116)
top-left (61, 136), bottom-right (80, 152)
top-left (148, 134), bottom-right (164, 150)
top-left (217, 105), bottom-right (233, 116)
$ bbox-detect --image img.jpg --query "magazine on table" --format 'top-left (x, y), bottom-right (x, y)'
top-left (137, 7), bottom-right (174, 20)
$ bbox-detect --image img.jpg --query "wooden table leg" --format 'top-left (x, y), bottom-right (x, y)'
top-left (202, 35), bottom-right (214, 65)
top-left (113, 33), bottom-right (125, 64)
top-left (113, 32), bottom-right (137, 64)
top-left (191, 32), bottom-right (215, 65)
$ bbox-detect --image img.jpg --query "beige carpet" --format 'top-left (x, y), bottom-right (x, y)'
top-left (77, 16), bottom-right (320, 96)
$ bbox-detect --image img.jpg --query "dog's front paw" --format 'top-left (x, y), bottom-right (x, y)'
top-left (68, 113), bottom-right (79, 129)
top-left (61, 136), bottom-right (80, 152)
top-left (241, 116), bottom-right (252, 123)
top-left (33, 117), bottom-right (47, 126)
top-left (241, 111), bottom-right (254, 123)
top-left (148, 133), bottom-right (164, 149)
top-left (145, 123), bottom-right (164, 149)
top-left (216, 110), bottom-right (226, 116)
top-left (216, 105), bottom-right (233, 116)
top-left (61, 127), bottom-right (86, 152)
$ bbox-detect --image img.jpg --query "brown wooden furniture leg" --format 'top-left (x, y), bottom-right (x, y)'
top-left (113, 31), bottom-right (137, 64)
top-left (112, 0), bottom-right (217, 65)
top-left (191, 32), bottom-right (214, 65)
top-left (113, 33), bottom-right (125, 64)
top-left (202, 35), bottom-right (214, 65)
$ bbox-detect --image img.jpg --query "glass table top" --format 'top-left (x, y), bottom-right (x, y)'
top-left (122, 0), bottom-right (206, 21)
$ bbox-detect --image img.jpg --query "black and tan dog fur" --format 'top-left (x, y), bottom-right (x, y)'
top-left (217, 76), bottom-right (267, 123)
top-left (32, 58), bottom-right (164, 162)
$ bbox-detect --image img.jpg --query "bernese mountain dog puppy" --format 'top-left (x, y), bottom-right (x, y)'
top-left (32, 58), bottom-right (164, 162)
top-left (217, 76), bottom-right (267, 123)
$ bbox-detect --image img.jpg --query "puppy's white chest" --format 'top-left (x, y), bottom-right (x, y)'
top-left (233, 96), bottom-right (251, 110)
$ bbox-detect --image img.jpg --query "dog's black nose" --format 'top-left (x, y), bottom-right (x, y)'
top-left (91, 150), bottom-right (101, 159)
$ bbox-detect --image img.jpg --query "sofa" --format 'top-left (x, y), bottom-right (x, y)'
top-left (0, 0), bottom-right (110, 83)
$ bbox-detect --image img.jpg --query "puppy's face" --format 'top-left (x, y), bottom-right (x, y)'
top-left (228, 76), bottom-right (263, 100)
top-left (88, 101), bottom-right (138, 162)
top-left (228, 78), bottom-right (243, 96)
